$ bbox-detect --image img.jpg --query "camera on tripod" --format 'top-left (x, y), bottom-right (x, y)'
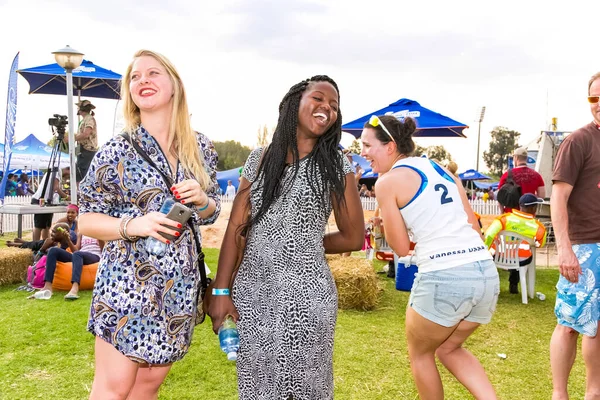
top-left (48, 114), bottom-right (68, 129)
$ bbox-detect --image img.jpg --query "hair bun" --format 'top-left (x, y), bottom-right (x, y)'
top-left (403, 117), bottom-right (416, 136)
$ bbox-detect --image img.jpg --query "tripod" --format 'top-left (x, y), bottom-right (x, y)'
top-left (39, 126), bottom-right (66, 205)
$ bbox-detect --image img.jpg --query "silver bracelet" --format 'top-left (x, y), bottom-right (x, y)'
top-left (122, 217), bottom-right (139, 242)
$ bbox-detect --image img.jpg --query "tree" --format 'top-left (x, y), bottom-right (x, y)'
top-left (412, 145), bottom-right (452, 165)
top-left (213, 140), bottom-right (252, 171)
top-left (346, 139), bottom-right (361, 154)
top-left (425, 145), bottom-right (452, 164)
top-left (47, 137), bottom-right (69, 154)
top-left (413, 145), bottom-right (426, 157)
top-left (483, 127), bottom-right (521, 176)
top-left (256, 124), bottom-right (274, 147)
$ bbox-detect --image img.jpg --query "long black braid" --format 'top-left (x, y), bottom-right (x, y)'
top-left (241, 75), bottom-right (347, 235)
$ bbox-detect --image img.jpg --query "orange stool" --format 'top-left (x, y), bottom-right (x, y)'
top-left (51, 261), bottom-right (99, 291)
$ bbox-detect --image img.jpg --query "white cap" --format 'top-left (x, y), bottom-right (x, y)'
top-left (227, 352), bottom-right (238, 361)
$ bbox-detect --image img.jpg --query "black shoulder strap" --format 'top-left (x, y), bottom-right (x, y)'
top-left (120, 132), bottom-right (208, 291)
top-left (507, 168), bottom-right (514, 184)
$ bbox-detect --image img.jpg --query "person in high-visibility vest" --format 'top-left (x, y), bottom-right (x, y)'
top-left (484, 193), bottom-right (547, 294)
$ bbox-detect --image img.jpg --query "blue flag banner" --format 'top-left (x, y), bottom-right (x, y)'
top-left (0, 52), bottom-right (19, 203)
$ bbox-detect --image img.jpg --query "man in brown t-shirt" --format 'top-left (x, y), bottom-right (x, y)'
top-left (550, 72), bottom-right (600, 400)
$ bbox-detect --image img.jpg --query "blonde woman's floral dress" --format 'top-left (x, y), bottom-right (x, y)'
top-left (79, 126), bottom-right (220, 364)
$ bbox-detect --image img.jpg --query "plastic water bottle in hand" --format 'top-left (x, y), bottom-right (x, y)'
top-left (146, 197), bottom-right (176, 256)
top-left (219, 316), bottom-right (240, 361)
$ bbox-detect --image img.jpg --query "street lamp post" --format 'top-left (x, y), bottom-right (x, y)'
top-left (52, 45), bottom-right (84, 204)
top-left (476, 106), bottom-right (486, 171)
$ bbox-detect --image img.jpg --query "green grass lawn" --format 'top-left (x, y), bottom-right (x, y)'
top-left (0, 249), bottom-right (587, 399)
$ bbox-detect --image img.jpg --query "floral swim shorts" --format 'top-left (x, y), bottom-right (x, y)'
top-left (555, 243), bottom-right (600, 337)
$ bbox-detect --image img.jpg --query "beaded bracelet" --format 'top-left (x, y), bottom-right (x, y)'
top-left (198, 197), bottom-right (210, 212)
top-left (212, 288), bottom-right (230, 296)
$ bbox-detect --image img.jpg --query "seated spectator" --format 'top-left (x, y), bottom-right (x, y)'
top-left (16, 173), bottom-right (35, 196)
top-left (55, 204), bottom-right (79, 241)
top-left (8, 204), bottom-right (78, 248)
top-left (484, 193), bottom-right (547, 294)
top-left (30, 232), bottom-right (104, 300)
top-left (7, 222), bottom-right (71, 253)
top-left (359, 184), bottom-right (369, 197)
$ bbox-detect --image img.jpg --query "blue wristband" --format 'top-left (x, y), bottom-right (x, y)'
top-left (212, 288), bottom-right (230, 296)
top-left (198, 198), bottom-right (209, 211)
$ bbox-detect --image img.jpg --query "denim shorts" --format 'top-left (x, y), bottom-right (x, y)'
top-left (408, 259), bottom-right (500, 327)
top-left (555, 243), bottom-right (600, 337)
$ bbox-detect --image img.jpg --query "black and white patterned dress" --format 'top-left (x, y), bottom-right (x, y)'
top-left (232, 148), bottom-right (352, 400)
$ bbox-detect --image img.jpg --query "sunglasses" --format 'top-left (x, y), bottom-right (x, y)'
top-left (587, 96), bottom-right (600, 104)
top-left (368, 115), bottom-right (394, 141)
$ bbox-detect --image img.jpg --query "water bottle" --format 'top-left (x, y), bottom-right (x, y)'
top-left (145, 197), bottom-right (176, 256)
top-left (536, 292), bottom-right (546, 301)
top-left (218, 316), bottom-right (240, 361)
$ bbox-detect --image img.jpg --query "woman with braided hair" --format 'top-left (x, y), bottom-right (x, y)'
top-left (210, 76), bottom-right (364, 399)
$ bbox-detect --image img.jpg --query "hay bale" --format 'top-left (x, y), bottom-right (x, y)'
top-left (0, 248), bottom-right (33, 285)
top-left (328, 255), bottom-right (381, 311)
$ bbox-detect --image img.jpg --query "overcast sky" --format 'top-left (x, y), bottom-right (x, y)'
top-left (0, 0), bottom-right (597, 171)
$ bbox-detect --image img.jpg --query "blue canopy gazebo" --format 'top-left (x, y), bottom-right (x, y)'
top-left (342, 98), bottom-right (468, 138)
top-left (458, 169), bottom-right (491, 181)
top-left (9, 133), bottom-right (70, 170)
top-left (216, 167), bottom-right (242, 195)
top-left (17, 59), bottom-right (121, 100)
top-left (458, 169), bottom-right (491, 193)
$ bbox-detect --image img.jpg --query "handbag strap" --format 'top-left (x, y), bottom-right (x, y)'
top-left (507, 168), bottom-right (514, 184)
top-left (120, 132), bottom-right (208, 291)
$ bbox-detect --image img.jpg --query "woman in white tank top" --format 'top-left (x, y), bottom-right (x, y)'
top-left (361, 115), bottom-right (499, 400)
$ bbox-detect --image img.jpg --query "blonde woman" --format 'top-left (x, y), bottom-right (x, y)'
top-left (79, 50), bottom-right (220, 399)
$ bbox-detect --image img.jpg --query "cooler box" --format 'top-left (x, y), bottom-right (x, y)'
top-left (395, 254), bottom-right (418, 292)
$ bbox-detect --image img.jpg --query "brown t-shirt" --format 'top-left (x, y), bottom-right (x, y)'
top-left (552, 122), bottom-right (600, 243)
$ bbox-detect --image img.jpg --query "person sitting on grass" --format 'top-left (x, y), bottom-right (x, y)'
top-left (7, 204), bottom-right (79, 249)
top-left (30, 231), bottom-right (104, 300)
top-left (8, 222), bottom-right (71, 254)
top-left (56, 204), bottom-right (79, 239)
top-left (484, 193), bottom-right (547, 294)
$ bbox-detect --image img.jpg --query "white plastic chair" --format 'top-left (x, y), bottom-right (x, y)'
top-left (492, 230), bottom-right (536, 304)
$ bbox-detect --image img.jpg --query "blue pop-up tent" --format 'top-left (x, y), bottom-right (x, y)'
top-left (342, 98), bottom-right (468, 138)
top-left (458, 169), bottom-right (491, 181)
top-left (17, 59), bottom-right (121, 99)
top-left (7, 133), bottom-right (70, 170)
top-left (216, 167), bottom-right (242, 194)
top-left (473, 181), bottom-right (499, 190)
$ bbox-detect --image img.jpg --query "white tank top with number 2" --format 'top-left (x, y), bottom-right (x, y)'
top-left (393, 157), bottom-right (492, 273)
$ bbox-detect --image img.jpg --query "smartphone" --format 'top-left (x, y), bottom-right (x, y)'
top-left (159, 202), bottom-right (192, 241)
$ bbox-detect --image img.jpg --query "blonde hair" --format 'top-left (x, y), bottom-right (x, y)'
top-left (446, 161), bottom-right (458, 176)
top-left (121, 49), bottom-right (210, 190)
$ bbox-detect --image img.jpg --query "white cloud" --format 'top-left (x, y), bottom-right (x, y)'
top-left (0, 0), bottom-right (598, 172)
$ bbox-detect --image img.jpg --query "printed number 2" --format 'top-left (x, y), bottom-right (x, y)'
top-left (434, 184), bottom-right (454, 204)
